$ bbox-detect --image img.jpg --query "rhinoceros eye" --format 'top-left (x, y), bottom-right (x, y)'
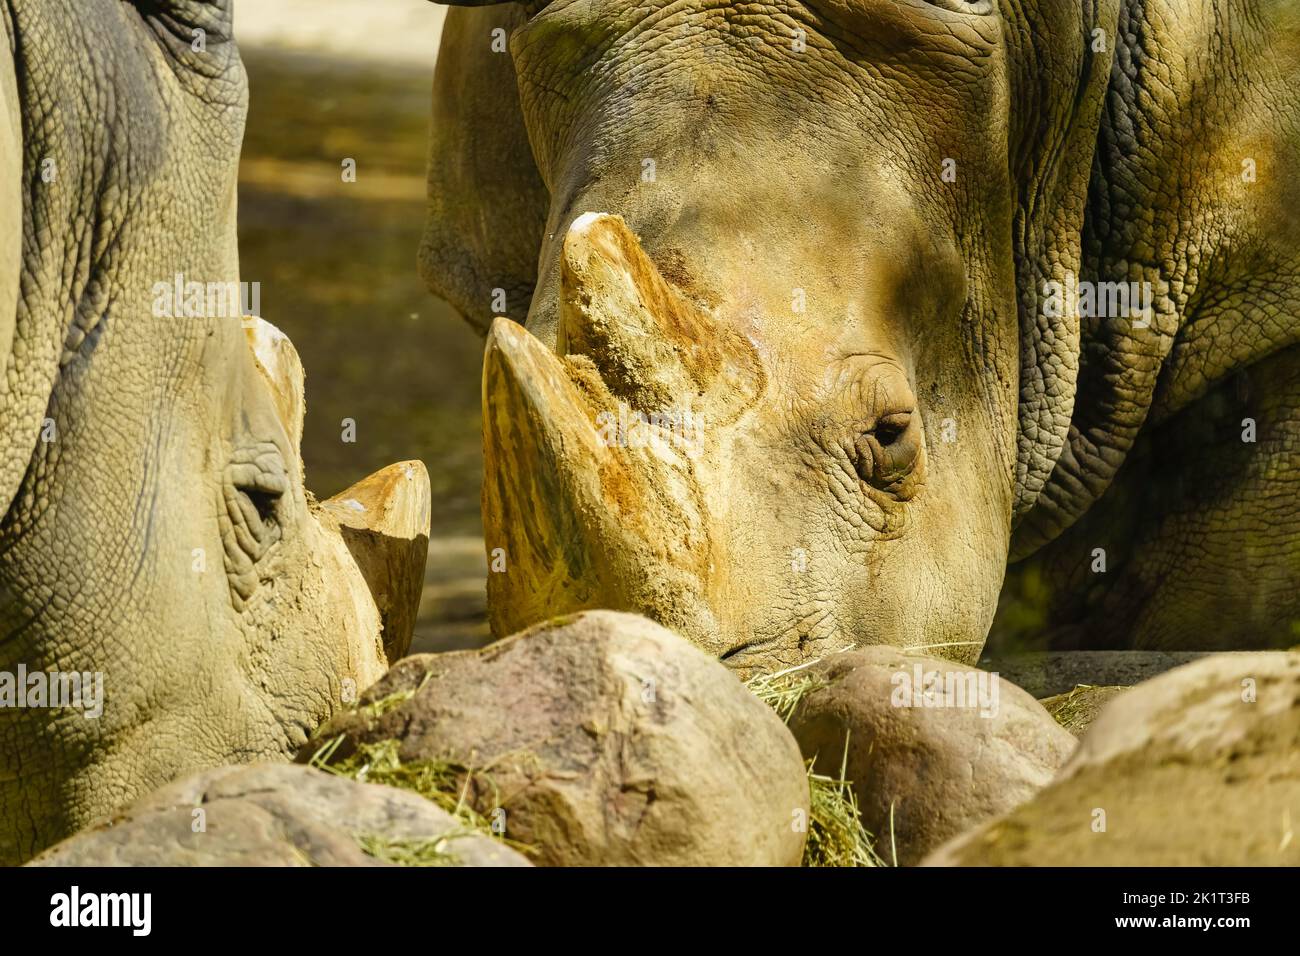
top-left (220, 444), bottom-right (289, 609)
top-left (853, 412), bottom-right (923, 495)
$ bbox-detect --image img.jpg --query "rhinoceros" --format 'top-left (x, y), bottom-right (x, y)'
top-left (420, 0), bottom-right (1300, 673)
top-left (0, 0), bottom-right (429, 864)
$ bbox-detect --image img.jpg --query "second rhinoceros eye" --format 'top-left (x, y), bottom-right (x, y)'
top-left (220, 445), bottom-right (290, 609)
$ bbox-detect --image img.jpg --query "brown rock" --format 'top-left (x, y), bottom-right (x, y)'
top-left (925, 652), bottom-right (1300, 866)
top-left (306, 610), bottom-right (809, 866)
top-left (29, 763), bottom-right (528, 867)
top-left (788, 646), bottom-right (1076, 865)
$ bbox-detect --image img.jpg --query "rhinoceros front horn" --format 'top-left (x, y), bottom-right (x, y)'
top-left (321, 462), bottom-right (431, 663)
top-left (481, 317), bottom-right (628, 636)
top-left (557, 212), bottom-right (764, 423)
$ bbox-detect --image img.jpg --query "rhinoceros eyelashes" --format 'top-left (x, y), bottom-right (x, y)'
top-left (220, 445), bottom-right (289, 610)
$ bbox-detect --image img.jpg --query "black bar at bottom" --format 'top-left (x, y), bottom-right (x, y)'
top-left (0, 865), bottom-right (1282, 941)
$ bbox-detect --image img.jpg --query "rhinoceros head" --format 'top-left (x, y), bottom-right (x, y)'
top-left (431, 0), bottom-right (1117, 674)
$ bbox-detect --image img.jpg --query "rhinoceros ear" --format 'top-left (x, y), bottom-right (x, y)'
top-left (419, 4), bottom-right (549, 335)
top-left (1004, 0), bottom-right (1121, 534)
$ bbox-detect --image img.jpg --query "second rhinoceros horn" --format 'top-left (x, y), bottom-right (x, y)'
top-left (557, 212), bottom-right (764, 423)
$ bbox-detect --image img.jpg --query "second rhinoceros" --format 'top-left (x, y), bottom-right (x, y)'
top-left (421, 0), bottom-right (1300, 674)
top-left (1, 0), bottom-right (429, 864)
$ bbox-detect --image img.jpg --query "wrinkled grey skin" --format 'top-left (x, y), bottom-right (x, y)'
top-left (0, 0), bottom-right (403, 864)
top-left (422, 0), bottom-right (1300, 662)
top-left (1001, 0), bottom-right (1300, 650)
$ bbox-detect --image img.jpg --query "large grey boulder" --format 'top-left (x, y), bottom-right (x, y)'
top-left (29, 763), bottom-right (529, 867)
top-left (925, 652), bottom-right (1300, 866)
top-left (787, 646), bottom-right (1076, 865)
top-left (306, 610), bottom-right (809, 866)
